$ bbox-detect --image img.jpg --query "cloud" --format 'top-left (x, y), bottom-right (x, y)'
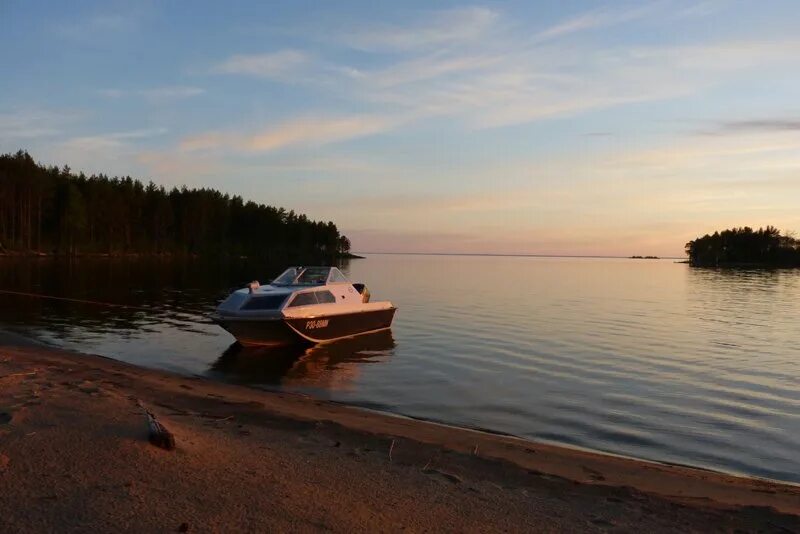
top-left (246, 115), bottom-right (398, 151)
top-left (709, 118), bottom-right (800, 134)
top-left (34, 128), bottom-right (167, 179)
top-left (607, 133), bottom-right (800, 172)
top-left (136, 150), bottom-right (226, 185)
top-left (54, 8), bottom-right (149, 41)
top-left (82, 14), bottom-right (130, 32)
top-left (203, 7), bottom-right (800, 139)
top-left (213, 50), bottom-right (309, 79)
top-left (179, 132), bottom-right (231, 152)
top-left (97, 89), bottom-right (125, 98)
top-left (58, 128), bottom-right (168, 153)
top-left (179, 114), bottom-right (402, 153)
top-left (344, 35), bottom-right (800, 129)
top-left (626, 39), bottom-right (800, 70)
top-left (98, 86), bottom-right (205, 101)
top-left (248, 4), bottom-right (790, 133)
top-left (368, 52), bottom-right (501, 88)
top-left (0, 109), bottom-right (81, 141)
top-left (342, 7), bottom-right (498, 52)
top-left (57, 13), bottom-right (131, 37)
top-left (140, 86), bottom-right (205, 100)
top-left (673, 0), bottom-right (731, 19)
top-left (532, 4), bottom-right (655, 43)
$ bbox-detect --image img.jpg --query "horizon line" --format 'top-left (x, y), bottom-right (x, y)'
top-left (352, 252), bottom-right (687, 260)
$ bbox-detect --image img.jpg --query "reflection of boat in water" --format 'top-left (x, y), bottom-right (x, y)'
top-left (211, 266), bottom-right (396, 346)
top-left (209, 329), bottom-right (396, 390)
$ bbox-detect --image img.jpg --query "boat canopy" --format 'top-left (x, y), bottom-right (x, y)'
top-left (271, 266), bottom-right (350, 286)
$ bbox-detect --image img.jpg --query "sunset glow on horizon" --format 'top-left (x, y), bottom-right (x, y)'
top-left (2, 1), bottom-right (799, 257)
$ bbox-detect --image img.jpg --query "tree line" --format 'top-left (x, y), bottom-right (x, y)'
top-left (685, 226), bottom-right (800, 267)
top-left (0, 150), bottom-right (351, 259)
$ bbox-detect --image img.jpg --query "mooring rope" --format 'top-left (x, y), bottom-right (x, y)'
top-left (0, 288), bottom-right (225, 326)
top-left (0, 289), bottom-right (147, 310)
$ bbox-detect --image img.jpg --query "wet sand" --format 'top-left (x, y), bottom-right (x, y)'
top-left (1, 332), bottom-right (798, 533)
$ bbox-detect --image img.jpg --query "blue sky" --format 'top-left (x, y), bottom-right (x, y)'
top-left (2, 0), bottom-right (799, 256)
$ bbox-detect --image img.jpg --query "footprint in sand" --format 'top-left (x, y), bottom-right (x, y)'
top-left (77, 381), bottom-right (100, 394)
top-left (590, 517), bottom-right (615, 527)
top-left (581, 465), bottom-right (606, 482)
top-left (423, 468), bottom-right (463, 484)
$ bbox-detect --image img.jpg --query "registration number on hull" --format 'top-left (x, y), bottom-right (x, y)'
top-left (305, 319), bottom-right (329, 330)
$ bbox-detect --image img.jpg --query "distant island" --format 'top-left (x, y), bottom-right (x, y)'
top-left (685, 226), bottom-right (800, 267)
top-left (629, 255), bottom-right (660, 259)
top-left (0, 150), bottom-right (351, 261)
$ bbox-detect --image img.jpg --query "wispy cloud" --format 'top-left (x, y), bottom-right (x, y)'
top-left (367, 52), bottom-right (502, 88)
top-left (277, 7), bottom-right (796, 132)
top-left (41, 128), bottom-right (167, 179)
top-left (206, 5), bottom-right (800, 136)
top-left (347, 34), bottom-right (800, 129)
top-left (674, 0), bottom-right (731, 19)
top-left (532, 4), bottom-right (655, 43)
top-left (212, 50), bottom-right (309, 79)
top-left (179, 132), bottom-right (231, 152)
top-left (98, 86), bottom-right (205, 101)
top-left (342, 7), bottom-right (498, 52)
top-left (54, 7), bottom-right (148, 41)
top-left (708, 118), bottom-right (800, 134)
top-left (58, 128), bottom-right (168, 153)
top-left (141, 86), bottom-right (205, 100)
top-left (245, 115), bottom-right (398, 151)
top-left (56, 13), bottom-right (132, 38)
top-left (0, 109), bottom-right (81, 140)
top-left (601, 130), bottom-right (800, 178)
top-left (179, 113), bottom-right (401, 153)
top-left (136, 150), bottom-right (226, 185)
top-left (97, 89), bottom-right (126, 98)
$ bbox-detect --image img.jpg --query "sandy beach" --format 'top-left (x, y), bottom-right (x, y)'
top-left (1, 332), bottom-right (798, 533)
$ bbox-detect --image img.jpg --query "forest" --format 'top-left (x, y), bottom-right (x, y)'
top-left (0, 150), bottom-right (351, 259)
top-left (685, 226), bottom-right (800, 267)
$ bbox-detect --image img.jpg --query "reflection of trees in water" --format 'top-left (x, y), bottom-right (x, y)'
top-left (685, 267), bottom-right (800, 325)
top-left (687, 265), bottom-right (799, 290)
top-left (0, 256), bottom-right (352, 342)
top-left (210, 330), bottom-right (396, 391)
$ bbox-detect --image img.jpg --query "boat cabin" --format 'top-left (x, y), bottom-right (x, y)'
top-left (216, 266), bottom-right (367, 317)
top-left (271, 266), bottom-right (350, 286)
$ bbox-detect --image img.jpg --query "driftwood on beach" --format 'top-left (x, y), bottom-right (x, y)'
top-left (136, 400), bottom-right (175, 450)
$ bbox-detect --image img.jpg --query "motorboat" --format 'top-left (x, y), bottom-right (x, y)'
top-left (212, 266), bottom-right (396, 346)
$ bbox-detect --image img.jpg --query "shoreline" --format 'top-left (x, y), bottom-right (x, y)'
top-left (1, 334), bottom-right (798, 531)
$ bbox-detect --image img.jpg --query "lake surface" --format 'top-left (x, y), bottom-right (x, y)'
top-left (1, 254), bottom-right (798, 483)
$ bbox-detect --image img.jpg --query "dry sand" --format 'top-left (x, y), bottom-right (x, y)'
top-left (1, 332), bottom-right (798, 533)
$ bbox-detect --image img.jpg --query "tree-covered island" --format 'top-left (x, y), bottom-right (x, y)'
top-left (685, 226), bottom-right (800, 267)
top-left (0, 151), bottom-right (352, 260)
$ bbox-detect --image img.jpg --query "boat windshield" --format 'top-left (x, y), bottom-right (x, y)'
top-left (272, 266), bottom-right (331, 286)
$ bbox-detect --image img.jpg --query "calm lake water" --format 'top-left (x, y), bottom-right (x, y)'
top-left (1, 254), bottom-right (798, 483)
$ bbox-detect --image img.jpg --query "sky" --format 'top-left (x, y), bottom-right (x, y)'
top-left (1, 0), bottom-right (799, 257)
